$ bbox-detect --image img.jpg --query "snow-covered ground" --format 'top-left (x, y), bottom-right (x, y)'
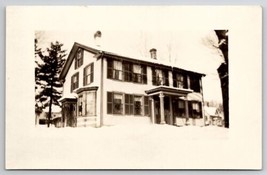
top-left (8, 124), bottom-right (229, 169)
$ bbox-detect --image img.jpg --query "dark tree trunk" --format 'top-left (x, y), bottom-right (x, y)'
top-left (215, 30), bottom-right (229, 128)
top-left (47, 84), bottom-right (53, 128)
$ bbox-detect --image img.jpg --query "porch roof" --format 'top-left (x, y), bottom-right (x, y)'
top-left (145, 86), bottom-right (193, 96)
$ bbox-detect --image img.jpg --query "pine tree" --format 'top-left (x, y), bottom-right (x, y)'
top-left (35, 41), bottom-right (66, 127)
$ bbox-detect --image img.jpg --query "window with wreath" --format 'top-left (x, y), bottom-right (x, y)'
top-left (71, 72), bottom-right (79, 92)
top-left (83, 63), bottom-right (94, 85)
top-left (75, 48), bottom-right (83, 69)
top-left (107, 92), bottom-right (123, 114)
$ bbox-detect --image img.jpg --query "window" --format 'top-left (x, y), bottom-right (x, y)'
top-left (107, 92), bottom-right (123, 115)
top-left (134, 96), bottom-right (142, 115)
top-left (75, 49), bottom-right (83, 69)
top-left (108, 92), bottom-right (148, 116)
top-left (83, 63), bottom-right (94, 85)
top-left (174, 73), bottom-right (187, 88)
top-left (190, 76), bottom-right (200, 92)
top-left (107, 59), bottom-right (147, 84)
top-left (78, 95), bottom-right (83, 116)
top-left (152, 68), bottom-right (162, 86)
top-left (85, 91), bottom-right (96, 116)
top-left (152, 68), bottom-right (169, 86)
top-left (173, 72), bottom-right (188, 88)
top-left (107, 60), bottom-right (123, 80)
top-left (71, 72), bottom-right (79, 92)
top-left (191, 102), bottom-right (202, 118)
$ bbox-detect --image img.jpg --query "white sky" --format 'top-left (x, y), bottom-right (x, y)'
top-left (36, 30), bottom-right (224, 103)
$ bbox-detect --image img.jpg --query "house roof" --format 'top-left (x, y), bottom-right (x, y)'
top-left (204, 106), bottom-right (218, 116)
top-left (59, 42), bottom-right (206, 80)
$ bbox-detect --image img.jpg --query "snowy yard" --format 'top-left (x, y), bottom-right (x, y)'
top-left (7, 124), bottom-right (229, 169)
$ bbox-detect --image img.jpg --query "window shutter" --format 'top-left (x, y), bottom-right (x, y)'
top-left (107, 92), bottom-right (113, 114)
top-left (107, 59), bottom-right (113, 78)
top-left (173, 72), bottom-right (177, 87)
top-left (74, 57), bottom-right (77, 69)
top-left (129, 95), bottom-right (134, 115)
top-left (90, 63), bottom-right (94, 83)
top-left (83, 66), bottom-right (86, 86)
top-left (77, 72), bottom-right (79, 89)
top-left (81, 49), bottom-right (84, 66)
top-left (144, 96), bottom-right (149, 116)
top-left (71, 76), bottom-right (73, 92)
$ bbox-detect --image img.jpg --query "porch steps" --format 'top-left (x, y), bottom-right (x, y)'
top-left (76, 117), bottom-right (97, 127)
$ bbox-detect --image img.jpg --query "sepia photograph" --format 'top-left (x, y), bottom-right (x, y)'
top-left (6, 6), bottom-right (262, 169)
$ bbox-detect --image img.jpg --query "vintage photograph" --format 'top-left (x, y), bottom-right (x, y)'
top-left (6, 6), bottom-right (261, 169)
top-left (35, 30), bottom-right (228, 131)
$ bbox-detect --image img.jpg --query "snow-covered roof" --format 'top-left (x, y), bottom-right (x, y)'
top-left (204, 106), bottom-right (218, 116)
top-left (179, 92), bottom-right (203, 102)
top-left (59, 93), bottom-right (78, 101)
top-left (60, 42), bottom-right (205, 80)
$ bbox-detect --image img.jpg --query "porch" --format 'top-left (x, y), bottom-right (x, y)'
top-left (145, 86), bottom-right (205, 126)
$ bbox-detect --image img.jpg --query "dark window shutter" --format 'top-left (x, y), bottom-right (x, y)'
top-left (74, 57), bottom-right (77, 69)
top-left (129, 95), bottom-right (134, 115)
top-left (83, 66), bottom-right (86, 86)
top-left (71, 76), bottom-right (73, 92)
top-left (184, 74), bottom-right (188, 89)
top-left (107, 60), bottom-right (113, 79)
top-left (90, 63), bottom-right (94, 83)
top-left (77, 72), bottom-right (79, 89)
top-left (81, 49), bottom-right (84, 66)
top-left (144, 96), bottom-right (149, 116)
top-left (107, 92), bottom-right (113, 114)
top-left (173, 72), bottom-right (177, 87)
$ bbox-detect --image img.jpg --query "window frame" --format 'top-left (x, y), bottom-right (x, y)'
top-left (107, 59), bottom-right (147, 84)
top-left (71, 72), bottom-right (79, 92)
top-left (83, 62), bottom-right (94, 86)
top-left (75, 48), bottom-right (84, 69)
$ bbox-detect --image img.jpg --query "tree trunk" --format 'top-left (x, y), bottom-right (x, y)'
top-left (47, 80), bottom-right (54, 128)
top-left (215, 30), bottom-right (229, 128)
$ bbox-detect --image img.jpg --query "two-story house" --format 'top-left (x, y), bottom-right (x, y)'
top-left (59, 37), bottom-right (205, 128)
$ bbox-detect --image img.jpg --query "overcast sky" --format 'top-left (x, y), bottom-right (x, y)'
top-left (36, 30), bottom-right (224, 103)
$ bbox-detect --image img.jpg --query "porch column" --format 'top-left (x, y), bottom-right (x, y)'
top-left (169, 96), bottom-right (173, 125)
top-left (150, 97), bottom-right (155, 124)
top-left (185, 96), bottom-right (189, 125)
top-left (159, 92), bottom-right (166, 124)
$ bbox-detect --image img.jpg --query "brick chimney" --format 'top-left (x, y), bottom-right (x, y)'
top-left (94, 30), bottom-right (102, 47)
top-left (149, 48), bottom-right (157, 59)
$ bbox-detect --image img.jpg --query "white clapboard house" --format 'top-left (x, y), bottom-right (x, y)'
top-left (59, 33), bottom-right (206, 128)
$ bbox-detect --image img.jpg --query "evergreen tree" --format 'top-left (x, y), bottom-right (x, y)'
top-left (35, 40), bottom-right (66, 127)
